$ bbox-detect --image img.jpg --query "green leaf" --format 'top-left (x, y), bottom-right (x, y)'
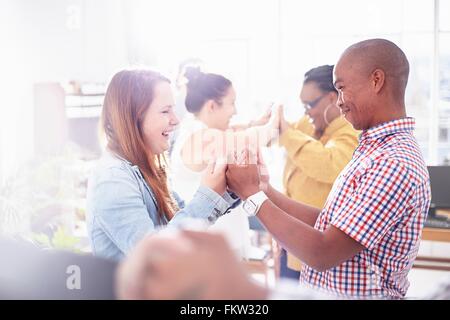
top-left (32, 233), bottom-right (52, 247)
top-left (51, 226), bottom-right (80, 251)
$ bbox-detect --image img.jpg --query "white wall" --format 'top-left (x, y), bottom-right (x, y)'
top-left (0, 0), bottom-right (128, 182)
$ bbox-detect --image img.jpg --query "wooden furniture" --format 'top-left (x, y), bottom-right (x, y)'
top-left (414, 209), bottom-right (450, 271)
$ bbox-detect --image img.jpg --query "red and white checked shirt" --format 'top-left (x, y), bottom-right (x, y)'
top-left (300, 117), bottom-right (431, 298)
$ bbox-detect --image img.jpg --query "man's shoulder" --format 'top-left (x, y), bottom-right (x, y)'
top-left (373, 135), bottom-right (428, 184)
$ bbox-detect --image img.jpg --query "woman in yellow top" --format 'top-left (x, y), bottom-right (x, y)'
top-left (278, 65), bottom-right (360, 279)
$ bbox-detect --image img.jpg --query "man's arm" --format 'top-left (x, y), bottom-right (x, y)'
top-left (264, 184), bottom-right (320, 227)
top-left (257, 147), bottom-right (320, 227)
top-left (256, 200), bottom-right (364, 271)
top-left (226, 161), bottom-right (365, 271)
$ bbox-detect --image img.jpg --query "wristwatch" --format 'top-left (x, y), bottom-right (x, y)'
top-left (242, 191), bottom-right (268, 217)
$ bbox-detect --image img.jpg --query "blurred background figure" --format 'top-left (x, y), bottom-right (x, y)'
top-left (173, 58), bottom-right (204, 122)
top-left (169, 58), bottom-right (204, 157)
top-left (277, 65), bottom-right (359, 279)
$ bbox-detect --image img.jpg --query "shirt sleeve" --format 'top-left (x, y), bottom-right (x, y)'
top-left (170, 186), bottom-right (240, 225)
top-left (92, 162), bottom-right (243, 253)
top-left (330, 158), bottom-right (415, 250)
top-left (172, 191), bottom-right (185, 209)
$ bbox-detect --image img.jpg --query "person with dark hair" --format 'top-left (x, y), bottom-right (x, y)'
top-left (225, 39), bottom-right (431, 299)
top-left (276, 65), bottom-right (359, 279)
top-left (169, 58), bottom-right (204, 156)
top-left (170, 69), bottom-right (278, 258)
top-left (86, 69), bottom-right (239, 261)
top-left (173, 58), bottom-right (204, 123)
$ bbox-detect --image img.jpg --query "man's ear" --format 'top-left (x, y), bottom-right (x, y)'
top-left (372, 69), bottom-right (385, 94)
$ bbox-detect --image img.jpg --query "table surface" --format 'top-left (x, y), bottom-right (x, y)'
top-left (421, 209), bottom-right (450, 242)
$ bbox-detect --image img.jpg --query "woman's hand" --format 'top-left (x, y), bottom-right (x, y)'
top-left (200, 157), bottom-right (228, 195)
top-left (257, 149), bottom-right (270, 192)
top-left (250, 105), bottom-right (272, 127)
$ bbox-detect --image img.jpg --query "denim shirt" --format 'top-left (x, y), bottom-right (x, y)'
top-left (86, 152), bottom-right (239, 261)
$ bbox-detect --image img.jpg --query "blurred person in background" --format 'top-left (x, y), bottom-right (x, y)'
top-left (169, 58), bottom-right (204, 156)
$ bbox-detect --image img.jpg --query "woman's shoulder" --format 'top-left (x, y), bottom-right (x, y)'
top-left (90, 152), bottom-right (138, 184)
top-left (87, 153), bottom-right (147, 209)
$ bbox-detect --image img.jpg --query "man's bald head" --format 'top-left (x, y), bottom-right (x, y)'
top-left (333, 39), bottom-right (409, 130)
top-left (339, 39), bottom-right (409, 102)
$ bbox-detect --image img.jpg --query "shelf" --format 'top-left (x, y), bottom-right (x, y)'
top-left (65, 94), bottom-right (104, 108)
top-left (66, 106), bottom-right (102, 119)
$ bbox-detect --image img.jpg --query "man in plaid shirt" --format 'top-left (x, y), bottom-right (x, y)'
top-left (226, 39), bottom-right (431, 298)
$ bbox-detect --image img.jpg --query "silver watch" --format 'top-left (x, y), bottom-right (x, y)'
top-left (242, 191), bottom-right (268, 217)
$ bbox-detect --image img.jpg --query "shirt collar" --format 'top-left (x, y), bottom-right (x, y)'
top-left (359, 117), bottom-right (415, 142)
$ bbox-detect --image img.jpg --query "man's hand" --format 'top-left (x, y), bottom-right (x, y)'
top-left (226, 149), bottom-right (261, 200)
top-left (116, 230), bottom-right (268, 300)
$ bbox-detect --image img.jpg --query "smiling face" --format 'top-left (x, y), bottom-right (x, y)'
top-left (142, 81), bottom-right (179, 155)
top-left (300, 81), bottom-right (337, 133)
top-left (210, 85), bottom-right (237, 130)
top-left (333, 57), bottom-right (374, 130)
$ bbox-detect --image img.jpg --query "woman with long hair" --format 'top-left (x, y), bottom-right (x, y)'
top-left (86, 69), bottom-right (238, 260)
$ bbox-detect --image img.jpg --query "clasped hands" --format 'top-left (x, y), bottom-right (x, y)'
top-left (201, 147), bottom-right (270, 200)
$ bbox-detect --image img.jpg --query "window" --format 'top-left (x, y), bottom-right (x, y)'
top-left (279, 0), bottom-right (448, 164)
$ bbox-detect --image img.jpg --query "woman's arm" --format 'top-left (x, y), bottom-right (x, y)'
top-left (90, 165), bottom-right (233, 256)
top-left (170, 160), bottom-right (240, 225)
top-left (265, 184), bottom-right (320, 227)
top-left (181, 110), bottom-right (279, 171)
top-left (229, 106), bottom-right (272, 131)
